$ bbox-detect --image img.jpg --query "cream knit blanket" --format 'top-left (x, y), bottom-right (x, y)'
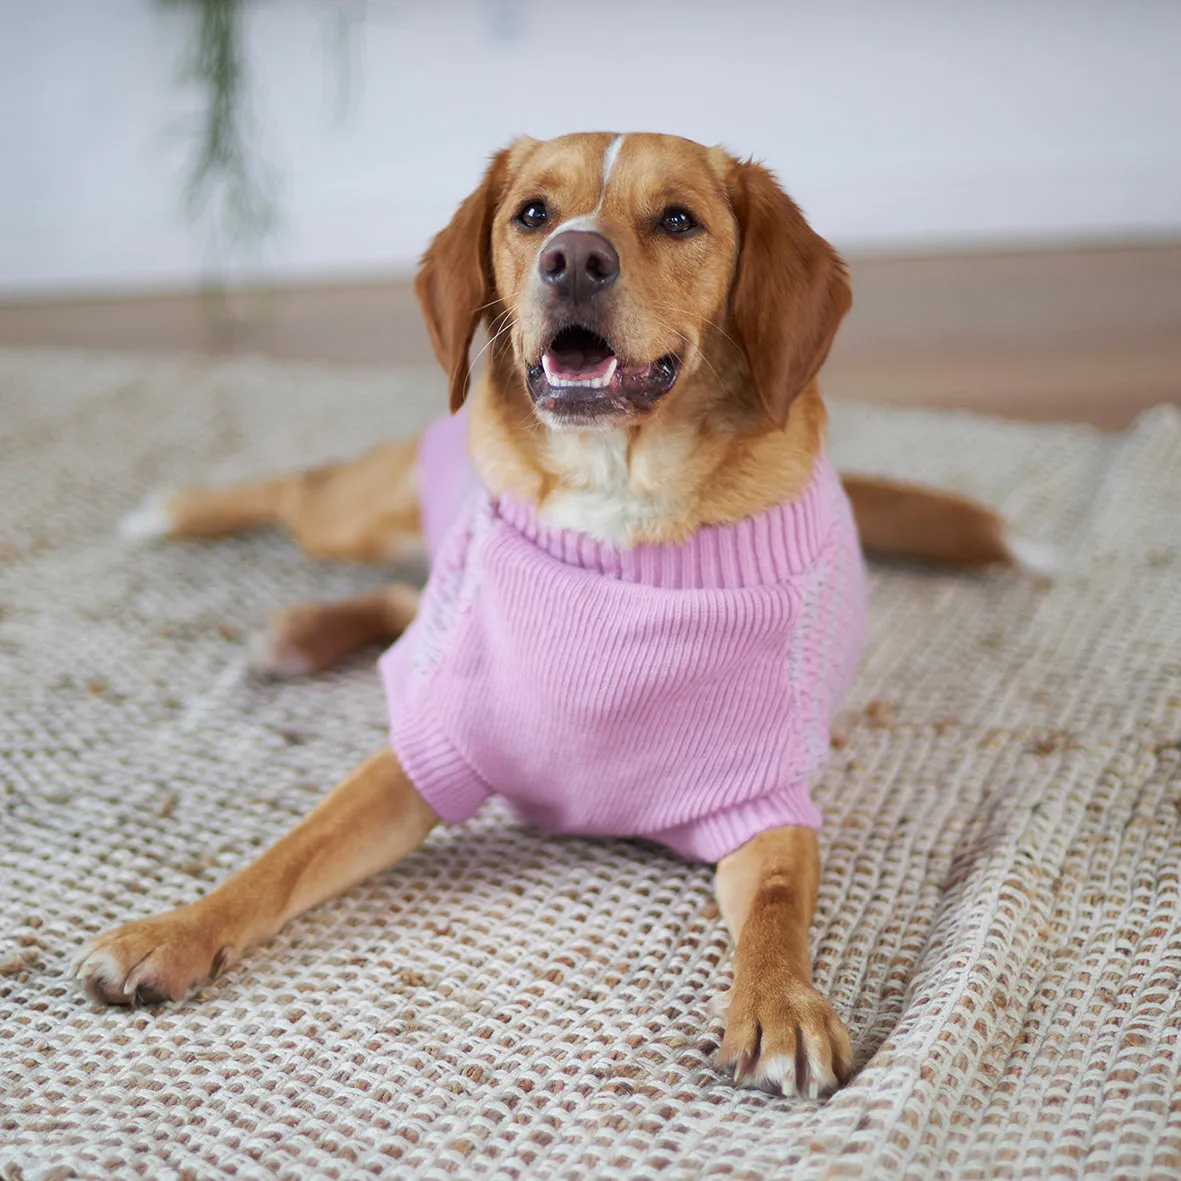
top-left (1, 348), bottom-right (1179, 1179)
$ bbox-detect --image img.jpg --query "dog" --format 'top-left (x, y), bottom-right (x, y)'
top-left (76, 132), bottom-right (1033, 1098)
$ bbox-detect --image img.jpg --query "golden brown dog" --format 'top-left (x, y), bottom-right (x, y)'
top-left (78, 132), bottom-right (1029, 1098)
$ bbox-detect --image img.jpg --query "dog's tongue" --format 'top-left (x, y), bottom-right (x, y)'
top-left (543, 351), bottom-right (616, 384)
top-left (542, 332), bottom-right (618, 385)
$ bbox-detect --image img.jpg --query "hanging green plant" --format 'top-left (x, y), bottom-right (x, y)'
top-left (173, 0), bottom-right (278, 255)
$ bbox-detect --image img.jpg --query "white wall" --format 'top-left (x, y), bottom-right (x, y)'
top-left (3, 0), bottom-right (1179, 298)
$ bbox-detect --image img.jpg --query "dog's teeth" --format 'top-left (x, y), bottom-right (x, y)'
top-left (541, 356), bottom-right (617, 390)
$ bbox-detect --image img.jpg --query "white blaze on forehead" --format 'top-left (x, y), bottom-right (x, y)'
top-left (542, 134), bottom-right (627, 243)
top-left (601, 134), bottom-right (625, 191)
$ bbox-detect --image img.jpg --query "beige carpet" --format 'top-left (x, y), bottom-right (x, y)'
top-left (2, 347), bottom-right (1180, 1180)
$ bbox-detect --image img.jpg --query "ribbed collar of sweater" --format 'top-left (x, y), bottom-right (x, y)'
top-left (494, 455), bottom-right (838, 590)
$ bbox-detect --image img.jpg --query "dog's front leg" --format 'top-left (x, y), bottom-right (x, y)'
top-left (714, 826), bottom-right (852, 1098)
top-left (75, 751), bottom-right (437, 1005)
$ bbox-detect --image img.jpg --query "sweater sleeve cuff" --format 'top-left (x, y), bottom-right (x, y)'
top-left (389, 708), bottom-right (489, 825)
top-left (649, 785), bottom-right (822, 863)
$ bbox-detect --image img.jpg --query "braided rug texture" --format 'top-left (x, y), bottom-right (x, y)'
top-left (1, 348), bottom-right (1179, 1180)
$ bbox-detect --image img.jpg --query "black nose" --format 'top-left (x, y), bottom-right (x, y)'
top-left (538, 229), bottom-right (620, 301)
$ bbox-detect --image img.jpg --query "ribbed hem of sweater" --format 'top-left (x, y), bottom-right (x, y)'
top-left (495, 455), bottom-right (838, 589)
top-left (388, 706), bottom-right (489, 825)
top-left (650, 785), bottom-right (823, 862)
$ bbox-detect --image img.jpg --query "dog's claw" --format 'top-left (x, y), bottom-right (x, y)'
top-left (834, 1042), bottom-right (853, 1087)
top-left (133, 983), bottom-right (171, 1006)
top-left (210, 945), bottom-right (234, 980)
top-left (794, 1028), bottom-right (812, 1095)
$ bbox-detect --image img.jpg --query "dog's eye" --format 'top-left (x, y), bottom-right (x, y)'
top-left (515, 201), bottom-right (549, 230)
top-left (658, 207), bottom-right (698, 235)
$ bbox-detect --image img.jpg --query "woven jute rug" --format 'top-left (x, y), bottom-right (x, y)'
top-left (1, 347), bottom-right (1179, 1180)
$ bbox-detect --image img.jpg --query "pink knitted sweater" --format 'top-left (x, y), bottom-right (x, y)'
top-left (380, 410), bottom-right (866, 862)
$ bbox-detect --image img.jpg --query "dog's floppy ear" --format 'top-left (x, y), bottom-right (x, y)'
top-left (415, 146), bottom-right (514, 412)
top-left (726, 159), bottom-right (851, 428)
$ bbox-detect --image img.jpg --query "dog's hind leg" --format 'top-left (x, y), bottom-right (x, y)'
top-left (121, 436), bottom-right (423, 566)
top-left (841, 474), bottom-right (1062, 576)
top-left (250, 583), bottom-right (421, 677)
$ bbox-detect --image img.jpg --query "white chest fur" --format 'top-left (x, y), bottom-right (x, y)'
top-left (536, 426), bottom-right (696, 546)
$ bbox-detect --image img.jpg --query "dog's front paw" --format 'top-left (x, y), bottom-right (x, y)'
top-left (73, 907), bottom-right (237, 1006)
top-left (716, 975), bottom-right (852, 1098)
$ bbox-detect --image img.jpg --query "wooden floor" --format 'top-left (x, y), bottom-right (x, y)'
top-left (3, 244), bottom-right (1179, 428)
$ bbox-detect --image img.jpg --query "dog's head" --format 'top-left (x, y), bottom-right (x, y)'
top-left (415, 132), bottom-right (850, 431)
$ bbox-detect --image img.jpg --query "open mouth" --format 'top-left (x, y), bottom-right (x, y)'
top-left (525, 325), bottom-right (680, 424)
